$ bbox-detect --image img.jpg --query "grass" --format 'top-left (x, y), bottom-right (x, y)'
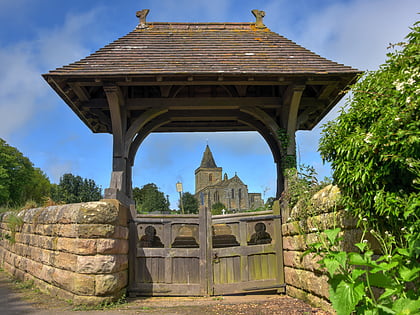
top-left (72, 294), bottom-right (128, 311)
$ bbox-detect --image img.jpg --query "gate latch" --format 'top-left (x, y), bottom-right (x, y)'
top-left (213, 253), bottom-right (220, 264)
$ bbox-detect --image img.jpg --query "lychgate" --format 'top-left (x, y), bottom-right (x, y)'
top-left (43, 9), bottom-right (359, 296)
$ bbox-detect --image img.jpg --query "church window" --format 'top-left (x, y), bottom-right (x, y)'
top-left (231, 189), bottom-right (234, 198)
top-left (239, 189), bottom-right (242, 201)
top-left (209, 174), bottom-right (213, 182)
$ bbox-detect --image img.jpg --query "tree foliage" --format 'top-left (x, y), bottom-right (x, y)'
top-left (51, 173), bottom-right (102, 204)
top-left (211, 202), bottom-right (226, 215)
top-left (0, 138), bottom-right (51, 206)
top-left (133, 183), bottom-right (169, 213)
top-left (319, 21), bottom-right (420, 249)
top-left (181, 192), bottom-right (199, 214)
top-left (315, 21), bottom-right (420, 315)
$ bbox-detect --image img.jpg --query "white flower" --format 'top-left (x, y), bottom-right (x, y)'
top-left (415, 89), bottom-right (420, 95)
top-left (394, 80), bottom-right (404, 91)
top-left (406, 96), bottom-right (412, 104)
top-left (311, 227), bottom-right (318, 232)
top-left (362, 239), bottom-right (368, 243)
top-left (395, 117), bottom-right (401, 121)
top-left (362, 217), bottom-right (368, 222)
top-left (364, 133), bottom-right (373, 143)
top-left (407, 77), bottom-right (415, 85)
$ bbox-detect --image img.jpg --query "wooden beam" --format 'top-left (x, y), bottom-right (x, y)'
top-left (284, 85), bottom-right (305, 155)
top-left (104, 84), bottom-right (126, 156)
top-left (68, 82), bottom-right (90, 102)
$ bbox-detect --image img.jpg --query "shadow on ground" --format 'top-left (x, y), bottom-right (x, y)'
top-left (0, 271), bottom-right (330, 315)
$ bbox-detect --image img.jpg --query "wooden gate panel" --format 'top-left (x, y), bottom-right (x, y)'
top-left (129, 203), bottom-right (284, 296)
top-left (172, 257), bottom-right (200, 283)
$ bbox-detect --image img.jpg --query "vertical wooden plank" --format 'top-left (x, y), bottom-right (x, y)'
top-left (261, 254), bottom-right (268, 279)
top-left (226, 257), bottom-right (233, 283)
top-left (128, 220), bottom-right (138, 293)
top-left (239, 220), bottom-right (248, 283)
top-left (199, 207), bottom-right (212, 295)
top-left (213, 257), bottom-right (220, 284)
top-left (163, 222), bottom-right (171, 284)
top-left (273, 200), bottom-right (286, 293)
top-left (220, 258), bottom-right (227, 284)
top-left (233, 256), bottom-right (240, 282)
top-left (255, 255), bottom-right (262, 280)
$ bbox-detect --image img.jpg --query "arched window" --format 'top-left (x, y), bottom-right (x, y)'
top-left (231, 189), bottom-right (235, 199)
top-left (209, 174), bottom-right (213, 182)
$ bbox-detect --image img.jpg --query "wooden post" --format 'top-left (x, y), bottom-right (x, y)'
top-left (272, 200), bottom-right (285, 293)
top-left (103, 84), bottom-right (133, 206)
top-left (199, 206), bottom-right (213, 295)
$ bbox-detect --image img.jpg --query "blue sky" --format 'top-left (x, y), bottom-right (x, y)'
top-left (0, 0), bottom-right (418, 208)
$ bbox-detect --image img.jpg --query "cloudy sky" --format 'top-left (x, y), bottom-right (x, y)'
top-left (0, 0), bottom-right (418, 208)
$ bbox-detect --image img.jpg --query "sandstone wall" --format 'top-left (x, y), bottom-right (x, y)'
top-left (281, 185), bottom-right (359, 312)
top-left (0, 200), bottom-right (129, 305)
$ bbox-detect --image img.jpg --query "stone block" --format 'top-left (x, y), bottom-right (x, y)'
top-left (53, 251), bottom-right (78, 271)
top-left (56, 237), bottom-right (97, 255)
top-left (286, 285), bottom-right (333, 313)
top-left (76, 224), bottom-right (115, 238)
top-left (285, 266), bottom-right (329, 299)
top-left (77, 255), bottom-right (120, 274)
top-left (39, 265), bottom-right (54, 283)
top-left (97, 239), bottom-right (129, 255)
top-left (56, 224), bottom-right (78, 238)
top-left (95, 270), bottom-right (128, 295)
top-left (76, 202), bottom-right (118, 225)
top-left (54, 204), bottom-right (80, 224)
top-left (51, 268), bottom-right (95, 295)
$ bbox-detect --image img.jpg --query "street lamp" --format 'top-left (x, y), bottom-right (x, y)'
top-left (176, 181), bottom-right (184, 214)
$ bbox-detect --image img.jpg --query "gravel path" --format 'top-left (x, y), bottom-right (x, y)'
top-left (0, 271), bottom-right (331, 315)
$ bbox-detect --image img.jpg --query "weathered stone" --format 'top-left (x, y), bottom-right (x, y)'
top-left (76, 202), bottom-right (118, 225)
top-left (56, 224), bottom-right (78, 237)
top-left (77, 224), bottom-right (115, 238)
top-left (56, 237), bottom-right (97, 255)
top-left (311, 184), bottom-right (341, 212)
top-left (53, 251), bottom-right (78, 271)
top-left (51, 268), bottom-right (95, 295)
top-left (95, 270), bottom-right (128, 295)
top-left (97, 239), bottom-right (129, 255)
top-left (286, 285), bottom-right (333, 313)
top-left (77, 254), bottom-right (127, 274)
top-left (285, 266), bottom-right (330, 299)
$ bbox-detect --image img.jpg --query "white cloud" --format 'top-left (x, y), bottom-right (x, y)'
top-left (291, 0), bottom-right (419, 70)
top-left (0, 9), bottom-right (101, 141)
top-left (0, 45), bottom-right (46, 139)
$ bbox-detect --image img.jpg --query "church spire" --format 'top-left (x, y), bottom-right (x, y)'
top-left (199, 145), bottom-right (218, 168)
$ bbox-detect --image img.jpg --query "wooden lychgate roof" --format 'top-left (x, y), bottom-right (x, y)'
top-left (43, 10), bottom-right (360, 135)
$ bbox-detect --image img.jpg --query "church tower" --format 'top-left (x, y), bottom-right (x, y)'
top-left (195, 145), bottom-right (222, 193)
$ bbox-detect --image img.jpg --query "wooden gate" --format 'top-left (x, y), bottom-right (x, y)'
top-left (128, 203), bottom-right (284, 296)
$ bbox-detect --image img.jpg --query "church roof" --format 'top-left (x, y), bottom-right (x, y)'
top-left (199, 145), bottom-right (218, 168)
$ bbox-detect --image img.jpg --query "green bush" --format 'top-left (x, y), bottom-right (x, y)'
top-left (314, 20), bottom-right (420, 314)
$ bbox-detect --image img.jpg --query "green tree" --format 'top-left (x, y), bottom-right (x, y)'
top-left (319, 21), bottom-right (419, 249)
top-left (0, 138), bottom-right (51, 206)
top-left (211, 202), bottom-right (226, 215)
top-left (181, 192), bottom-right (199, 214)
top-left (264, 197), bottom-right (276, 209)
top-left (51, 173), bottom-right (102, 204)
top-left (133, 183), bottom-right (169, 213)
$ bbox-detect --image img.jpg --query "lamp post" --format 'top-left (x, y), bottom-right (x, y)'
top-left (176, 181), bottom-right (184, 214)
